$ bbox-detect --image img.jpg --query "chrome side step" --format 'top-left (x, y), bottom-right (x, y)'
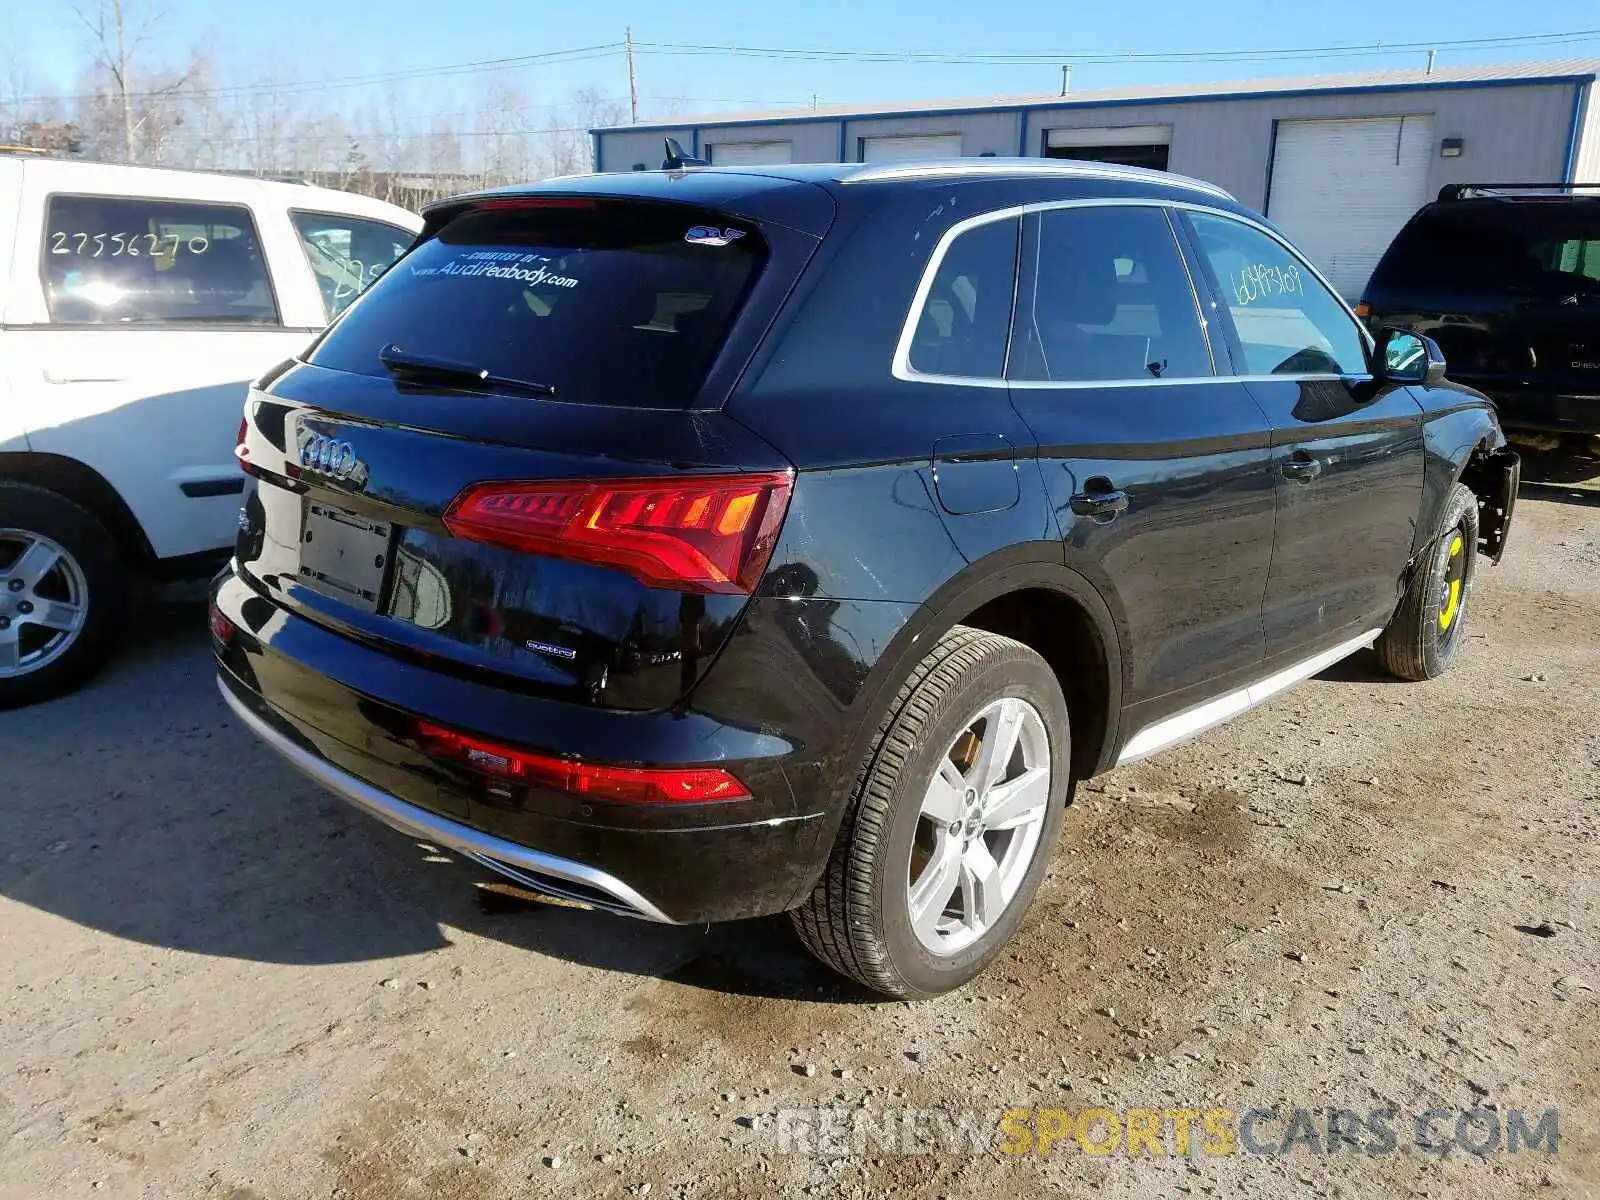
top-left (218, 679), bottom-right (676, 923)
top-left (1116, 629), bottom-right (1383, 766)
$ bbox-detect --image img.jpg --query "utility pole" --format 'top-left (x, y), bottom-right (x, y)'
top-left (1426, 49), bottom-right (1437, 75)
top-left (625, 27), bottom-right (639, 124)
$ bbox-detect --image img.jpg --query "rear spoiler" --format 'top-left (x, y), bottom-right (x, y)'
top-left (1439, 182), bottom-right (1600, 202)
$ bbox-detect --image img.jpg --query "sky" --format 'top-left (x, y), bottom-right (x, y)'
top-left (6, 0), bottom-right (1600, 125)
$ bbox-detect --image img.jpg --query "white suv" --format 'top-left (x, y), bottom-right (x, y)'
top-left (0, 154), bottom-right (422, 706)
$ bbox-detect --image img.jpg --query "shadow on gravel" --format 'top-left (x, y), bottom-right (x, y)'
top-left (0, 601), bottom-right (866, 1001)
top-left (1312, 647), bottom-right (1393, 685)
top-left (1516, 442), bottom-right (1600, 507)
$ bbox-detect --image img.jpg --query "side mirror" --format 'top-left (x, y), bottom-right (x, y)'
top-left (1375, 328), bottom-right (1446, 387)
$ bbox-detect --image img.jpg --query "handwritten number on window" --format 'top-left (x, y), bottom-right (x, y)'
top-left (47, 231), bottom-right (217, 257)
top-left (1233, 262), bottom-right (1304, 306)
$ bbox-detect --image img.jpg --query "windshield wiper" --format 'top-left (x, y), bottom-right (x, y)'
top-left (378, 344), bottom-right (556, 398)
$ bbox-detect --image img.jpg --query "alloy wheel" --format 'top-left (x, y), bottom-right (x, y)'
top-left (906, 695), bottom-right (1052, 955)
top-left (0, 530), bottom-right (90, 679)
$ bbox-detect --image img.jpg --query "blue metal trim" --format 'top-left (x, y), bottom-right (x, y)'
top-left (691, 128), bottom-right (700, 158)
top-left (837, 120), bottom-right (848, 162)
top-left (590, 130), bottom-right (602, 172)
top-left (1262, 119), bottom-right (1281, 214)
top-left (1563, 81), bottom-right (1590, 182)
top-left (595, 72), bottom-right (1599, 137)
top-left (1016, 108), bottom-right (1030, 157)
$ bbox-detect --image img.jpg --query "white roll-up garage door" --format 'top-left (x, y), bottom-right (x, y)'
top-left (708, 141), bottom-right (793, 166)
top-left (1266, 115), bottom-right (1435, 298)
top-left (860, 133), bottom-right (964, 163)
top-left (1045, 124), bottom-right (1172, 151)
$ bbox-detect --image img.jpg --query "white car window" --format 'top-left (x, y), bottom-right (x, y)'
top-left (42, 195), bottom-right (279, 326)
top-left (290, 211), bottom-right (415, 321)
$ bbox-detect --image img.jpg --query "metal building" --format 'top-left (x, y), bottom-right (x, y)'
top-left (593, 58), bottom-right (1600, 296)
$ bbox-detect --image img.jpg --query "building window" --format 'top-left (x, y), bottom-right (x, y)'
top-left (1043, 124), bottom-right (1173, 172)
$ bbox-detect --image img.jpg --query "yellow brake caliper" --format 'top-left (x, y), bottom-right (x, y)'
top-left (1438, 535), bottom-right (1464, 631)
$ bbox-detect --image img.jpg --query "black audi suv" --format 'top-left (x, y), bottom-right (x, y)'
top-left (212, 159), bottom-right (1518, 998)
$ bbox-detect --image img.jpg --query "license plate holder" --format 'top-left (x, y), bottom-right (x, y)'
top-left (298, 502), bottom-right (392, 612)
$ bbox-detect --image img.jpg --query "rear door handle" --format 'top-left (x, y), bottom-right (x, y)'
top-left (1281, 453), bottom-right (1324, 483)
top-left (1069, 484), bottom-right (1130, 521)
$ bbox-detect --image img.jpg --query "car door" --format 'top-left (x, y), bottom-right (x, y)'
top-left (3, 171), bottom-right (320, 562)
top-left (1176, 208), bottom-right (1425, 660)
top-left (1004, 201), bottom-right (1279, 730)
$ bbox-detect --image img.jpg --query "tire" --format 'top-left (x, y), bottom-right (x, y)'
top-left (0, 483), bottom-right (130, 708)
top-left (791, 625), bottom-right (1071, 999)
top-left (1375, 482), bottom-right (1479, 682)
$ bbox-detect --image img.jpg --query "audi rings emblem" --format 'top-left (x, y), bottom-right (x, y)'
top-left (297, 432), bottom-right (361, 480)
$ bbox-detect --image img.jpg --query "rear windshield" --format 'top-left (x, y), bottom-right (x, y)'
top-left (306, 200), bottom-right (766, 407)
top-left (1371, 200), bottom-right (1600, 295)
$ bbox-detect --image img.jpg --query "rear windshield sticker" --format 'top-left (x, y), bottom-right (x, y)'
top-left (411, 250), bottom-right (579, 288)
top-left (684, 226), bottom-right (746, 247)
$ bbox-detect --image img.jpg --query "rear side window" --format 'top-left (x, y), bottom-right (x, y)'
top-left (1183, 211), bottom-right (1367, 377)
top-left (1371, 201), bottom-right (1600, 293)
top-left (41, 195), bottom-right (278, 325)
top-left (291, 211), bottom-right (416, 321)
top-left (906, 217), bottom-right (1019, 379)
top-left (307, 200), bottom-right (766, 408)
top-left (1012, 205), bottom-right (1212, 383)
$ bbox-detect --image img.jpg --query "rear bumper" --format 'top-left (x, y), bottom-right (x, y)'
top-left (219, 678), bottom-right (677, 921)
top-left (212, 571), bottom-right (832, 924)
top-left (1460, 381), bottom-right (1600, 435)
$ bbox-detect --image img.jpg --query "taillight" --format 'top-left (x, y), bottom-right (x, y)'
top-left (415, 720), bottom-right (750, 804)
top-left (207, 598), bottom-right (235, 644)
top-left (442, 472), bottom-right (793, 595)
top-left (234, 416), bottom-right (258, 476)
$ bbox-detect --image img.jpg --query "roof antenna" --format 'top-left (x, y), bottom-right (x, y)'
top-left (1060, 64), bottom-right (1071, 96)
top-left (662, 137), bottom-right (708, 171)
top-left (1426, 49), bottom-right (1437, 75)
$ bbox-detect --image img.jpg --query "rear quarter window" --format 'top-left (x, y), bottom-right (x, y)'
top-left (306, 200), bottom-right (766, 408)
top-left (1372, 201), bottom-right (1600, 296)
top-left (291, 211), bottom-right (416, 321)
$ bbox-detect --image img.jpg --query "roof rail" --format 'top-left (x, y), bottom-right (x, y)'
top-left (1438, 182), bottom-right (1600, 201)
top-left (842, 158), bottom-right (1235, 201)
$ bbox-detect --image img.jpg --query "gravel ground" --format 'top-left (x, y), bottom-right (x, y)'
top-left (1, 478), bottom-right (1596, 1200)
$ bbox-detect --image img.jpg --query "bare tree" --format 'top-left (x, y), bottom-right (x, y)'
top-left (14, 13), bottom-right (633, 197)
top-left (73, 0), bottom-right (187, 163)
top-left (473, 71), bottom-right (534, 189)
top-left (536, 86), bottom-right (625, 179)
top-left (173, 47), bottom-right (239, 171)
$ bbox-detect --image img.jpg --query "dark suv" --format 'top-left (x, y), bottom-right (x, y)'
top-left (1362, 182), bottom-right (1600, 438)
top-left (212, 160), bottom-right (1518, 999)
